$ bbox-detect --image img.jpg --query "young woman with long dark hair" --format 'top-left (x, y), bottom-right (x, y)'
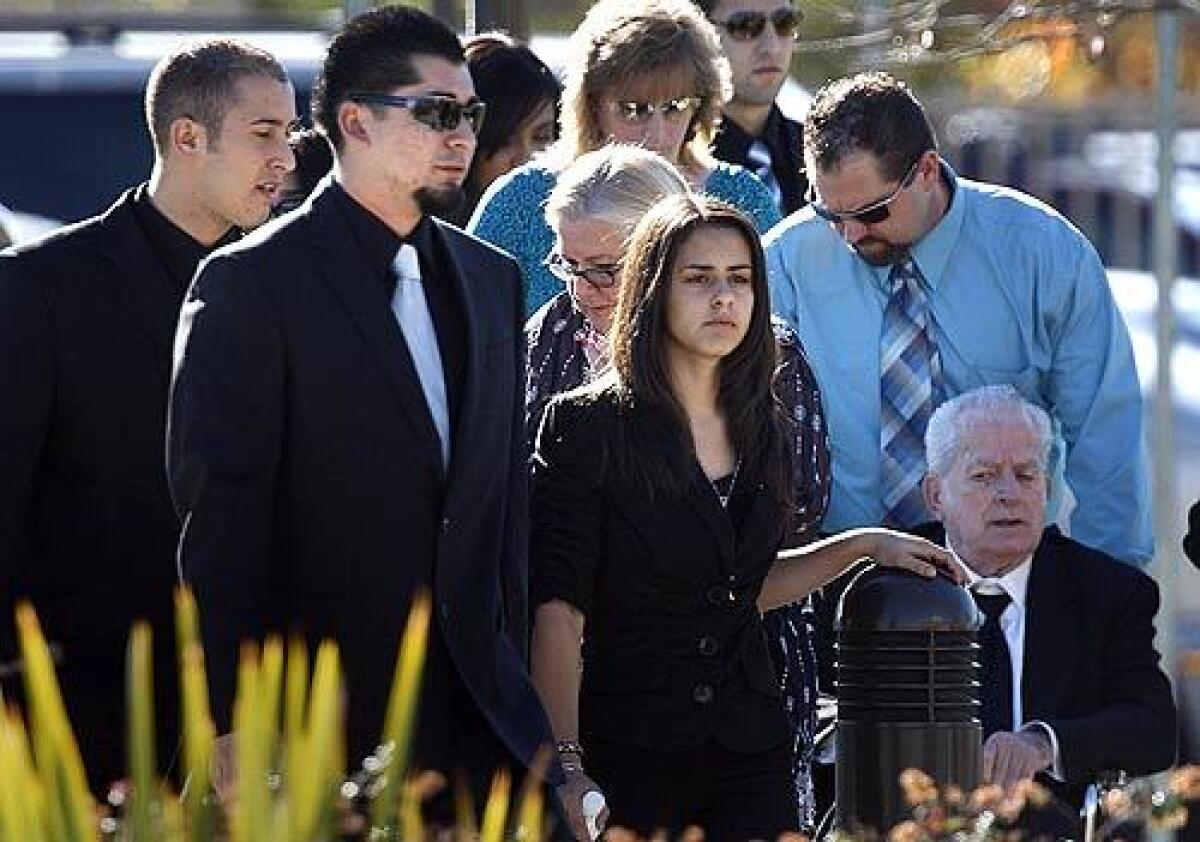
top-left (530, 194), bottom-right (963, 841)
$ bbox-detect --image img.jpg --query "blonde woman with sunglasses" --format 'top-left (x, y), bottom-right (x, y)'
top-left (468, 0), bottom-right (780, 316)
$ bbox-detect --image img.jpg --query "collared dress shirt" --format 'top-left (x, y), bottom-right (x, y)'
top-left (764, 161), bottom-right (1152, 565)
top-left (713, 104), bottom-right (808, 217)
top-left (961, 554), bottom-right (1064, 778)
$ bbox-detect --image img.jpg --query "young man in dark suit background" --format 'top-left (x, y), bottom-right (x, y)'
top-left (702, 0), bottom-right (807, 215)
top-left (0, 40), bottom-right (296, 791)
top-left (168, 4), bottom-right (558, 817)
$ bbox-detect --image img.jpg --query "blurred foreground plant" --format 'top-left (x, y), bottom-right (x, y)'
top-left (824, 766), bottom-right (1200, 842)
top-left (0, 589), bottom-right (548, 841)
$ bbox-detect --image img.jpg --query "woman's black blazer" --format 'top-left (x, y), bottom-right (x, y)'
top-left (531, 387), bottom-right (792, 755)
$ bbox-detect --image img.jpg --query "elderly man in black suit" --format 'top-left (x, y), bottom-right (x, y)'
top-left (919, 384), bottom-right (1176, 802)
top-left (0, 40), bottom-right (296, 791)
top-left (168, 4), bottom-right (557, 815)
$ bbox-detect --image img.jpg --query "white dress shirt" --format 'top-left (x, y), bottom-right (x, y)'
top-left (958, 548), bottom-right (1064, 778)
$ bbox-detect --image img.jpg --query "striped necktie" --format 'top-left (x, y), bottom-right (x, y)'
top-left (879, 258), bottom-right (940, 527)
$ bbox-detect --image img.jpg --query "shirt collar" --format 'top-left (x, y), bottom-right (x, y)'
top-left (130, 182), bottom-right (226, 293)
top-left (329, 179), bottom-right (433, 284)
top-left (716, 104), bottom-right (786, 155)
top-left (907, 158), bottom-right (964, 291)
top-left (954, 542), bottom-right (1033, 611)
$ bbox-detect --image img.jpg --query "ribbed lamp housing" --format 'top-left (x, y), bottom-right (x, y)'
top-left (834, 565), bottom-right (984, 834)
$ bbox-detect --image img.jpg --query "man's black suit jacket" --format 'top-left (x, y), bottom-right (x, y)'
top-left (0, 189), bottom-right (183, 789)
top-left (168, 180), bottom-right (554, 775)
top-left (712, 105), bottom-right (807, 216)
top-left (923, 524), bottom-right (1176, 802)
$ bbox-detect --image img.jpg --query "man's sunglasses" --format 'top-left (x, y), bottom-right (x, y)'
top-left (807, 157), bottom-right (923, 225)
top-left (610, 96), bottom-right (702, 125)
top-left (712, 7), bottom-right (803, 42)
top-left (348, 93), bottom-right (487, 134)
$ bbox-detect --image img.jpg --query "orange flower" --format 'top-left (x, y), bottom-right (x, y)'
top-left (1103, 787), bottom-right (1134, 818)
top-left (888, 819), bottom-right (925, 842)
top-left (1170, 766), bottom-right (1200, 800)
top-left (971, 783), bottom-right (1004, 811)
top-left (899, 768), bottom-right (938, 806)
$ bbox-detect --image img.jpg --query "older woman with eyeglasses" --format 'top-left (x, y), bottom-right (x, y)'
top-left (527, 144), bottom-right (833, 833)
top-left (525, 145), bottom-right (689, 445)
top-left (469, 0), bottom-right (781, 316)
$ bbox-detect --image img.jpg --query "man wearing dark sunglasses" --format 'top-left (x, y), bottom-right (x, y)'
top-left (168, 5), bottom-right (561, 831)
top-left (764, 72), bottom-right (1151, 570)
top-left (699, 0), bottom-right (808, 215)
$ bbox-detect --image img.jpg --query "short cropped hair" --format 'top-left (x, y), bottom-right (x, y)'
top-left (803, 71), bottom-right (937, 182)
top-left (145, 39), bottom-right (289, 155)
top-left (313, 4), bottom-right (465, 151)
top-left (924, 384), bottom-right (1053, 477)
top-left (545, 145), bottom-right (689, 239)
top-left (559, 0), bottom-right (731, 169)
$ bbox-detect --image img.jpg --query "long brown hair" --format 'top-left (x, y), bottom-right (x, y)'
top-left (606, 194), bottom-right (792, 509)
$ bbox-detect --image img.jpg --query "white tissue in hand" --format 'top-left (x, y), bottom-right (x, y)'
top-left (582, 790), bottom-right (606, 841)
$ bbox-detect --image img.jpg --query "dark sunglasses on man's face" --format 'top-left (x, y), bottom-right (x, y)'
top-left (807, 157), bottom-right (922, 226)
top-left (348, 93), bottom-right (487, 135)
top-left (712, 7), bottom-right (803, 41)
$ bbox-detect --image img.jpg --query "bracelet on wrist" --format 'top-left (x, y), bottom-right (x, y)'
top-left (555, 739), bottom-right (584, 757)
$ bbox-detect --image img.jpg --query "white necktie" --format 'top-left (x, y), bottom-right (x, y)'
top-left (391, 244), bottom-right (450, 468)
top-left (747, 140), bottom-right (782, 210)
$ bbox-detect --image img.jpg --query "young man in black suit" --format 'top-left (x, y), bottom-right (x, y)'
top-left (0, 40), bottom-right (296, 791)
top-left (702, 0), bottom-right (808, 215)
top-left (168, 4), bottom-right (558, 817)
top-left (920, 385), bottom-right (1175, 806)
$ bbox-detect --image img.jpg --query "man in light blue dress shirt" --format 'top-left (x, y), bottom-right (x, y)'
top-left (764, 72), bottom-right (1152, 565)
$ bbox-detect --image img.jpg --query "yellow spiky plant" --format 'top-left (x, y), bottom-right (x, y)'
top-left (0, 590), bottom-right (550, 841)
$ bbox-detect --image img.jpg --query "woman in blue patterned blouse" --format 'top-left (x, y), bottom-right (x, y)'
top-left (468, 0), bottom-right (781, 316)
top-left (528, 143), bottom-right (830, 832)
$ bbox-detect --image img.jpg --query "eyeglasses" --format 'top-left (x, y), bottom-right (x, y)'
top-left (807, 157), bottom-right (923, 225)
top-left (348, 93), bottom-right (487, 134)
top-left (609, 97), bottom-right (701, 125)
top-left (544, 253), bottom-right (621, 289)
top-left (711, 7), bottom-right (803, 41)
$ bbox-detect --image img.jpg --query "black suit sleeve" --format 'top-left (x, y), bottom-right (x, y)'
top-left (530, 397), bottom-right (604, 619)
top-left (499, 259), bottom-right (531, 659)
top-left (168, 252), bottom-right (284, 732)
top-left (1045, 572), bottom-right (1177, 780)
top-left (0, 252), bottom-right (52, 657)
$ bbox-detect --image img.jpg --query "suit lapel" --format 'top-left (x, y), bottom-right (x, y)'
top-left (434, 222), bottom-right (484, 491)
top-left (95, 189), bottom-right (185, 358)
top-left (308, 184), bottom-right (444, 474)
top-left (684, 464), bottom-right (737, 569)
top-left (1022, 529), bottom-right (1078, 720)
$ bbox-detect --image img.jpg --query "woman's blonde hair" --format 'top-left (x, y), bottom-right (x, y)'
top-left (557, 0), bottom-right (731, 170)
top-left (545, 145), bottom-right (690, 240)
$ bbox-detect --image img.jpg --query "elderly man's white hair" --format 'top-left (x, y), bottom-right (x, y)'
top-left (924, 384), bottom-right (1053, 476)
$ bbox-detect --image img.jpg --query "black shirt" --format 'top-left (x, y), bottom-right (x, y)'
top-left (327, 181), bottom-right (467, 432)
top-left (128, 182), bottom-right (226, 297)
top-left (713, 104), bottom-right (808, 217)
